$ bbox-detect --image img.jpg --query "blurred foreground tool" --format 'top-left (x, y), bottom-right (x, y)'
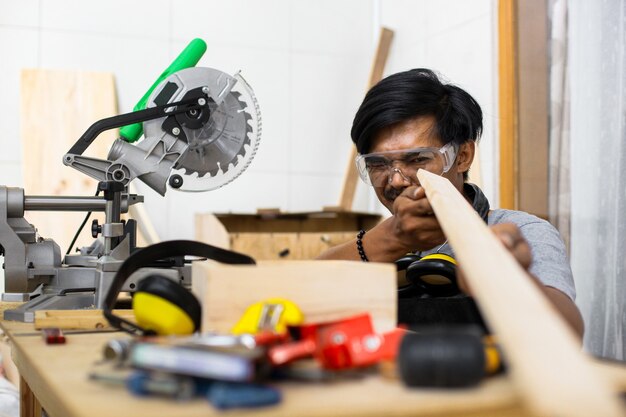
top-left (207, 382), bottom-right (281, 410)
top-left (89, 371), bottom-right (197, 400)
top-left (41, 328), bottom-right (65, 344)
top-left (232, 298), bottom-right (304, 335)
top-left (398, 326), bottom-right (501, 388)
top-left (129, 341), bottom-right (268, 382)
top-left (269, 313), bottom-right (405, 369)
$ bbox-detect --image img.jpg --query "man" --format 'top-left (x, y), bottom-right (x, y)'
top-left (318, 68), bottom-right (583, 337)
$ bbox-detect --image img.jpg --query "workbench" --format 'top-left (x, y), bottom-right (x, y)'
top-left (2, 306), bottom-right (625, 417)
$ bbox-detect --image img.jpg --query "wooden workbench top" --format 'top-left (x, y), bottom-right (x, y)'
top-left (2, 314), bottom-right (625, 417)
top-left (2, 319), bottom-right (529, 417)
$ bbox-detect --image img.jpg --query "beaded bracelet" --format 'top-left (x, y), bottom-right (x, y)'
top-left (356, 229), bottom-right (369, 262)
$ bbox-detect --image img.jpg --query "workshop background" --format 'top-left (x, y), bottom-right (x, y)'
top-left (0, 0), bottom-right (624, 362)
top-left (0, 0), bottom-right (498, 239)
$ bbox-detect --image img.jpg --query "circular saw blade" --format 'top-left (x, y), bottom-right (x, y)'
top-left (177, 90), bottom-right (251, 178)
top-left (144, 67), bottom-right (261, 192)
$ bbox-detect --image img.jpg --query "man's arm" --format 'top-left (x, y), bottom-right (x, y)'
top-left (460, 224), bottom-right (584, 339)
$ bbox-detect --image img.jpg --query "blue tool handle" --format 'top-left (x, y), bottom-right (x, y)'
top-left (207, 382), bottom-right (282, 410)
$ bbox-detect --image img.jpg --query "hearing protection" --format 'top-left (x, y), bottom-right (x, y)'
top-left (104, 240), bottom-right (255, 336)
top-left (396, 253), bottom-right (459, 298)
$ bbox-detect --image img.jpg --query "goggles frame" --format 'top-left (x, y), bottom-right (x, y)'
top-left (355, 142), bottom-right (458, 186)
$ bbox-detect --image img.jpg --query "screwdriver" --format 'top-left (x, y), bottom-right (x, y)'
top-left (89, 371), bottom-right (197, 401)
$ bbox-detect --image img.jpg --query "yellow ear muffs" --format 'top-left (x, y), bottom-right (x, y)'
top-left (396, 254), bottom-right (423, 298)
top-left (132, 275), bottom-right (201, 336)
top-left (406, 253), bottom-right (459, 297)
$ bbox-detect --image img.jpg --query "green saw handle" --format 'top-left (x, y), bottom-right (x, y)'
top-left (119, 38), bottom-right (207, 142)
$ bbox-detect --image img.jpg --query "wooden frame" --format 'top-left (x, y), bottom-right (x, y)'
top-left (498, 0), bottom-right (519, 210)
top-left (498, 0), bottom-right (550, 217)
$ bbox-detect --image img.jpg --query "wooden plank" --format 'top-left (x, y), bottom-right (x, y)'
top-left (228, 232), bottom-right (355, 260)
top-left (498, 0), bottom-right (519, 209)
top-left (192, 260), bottom-right (396, 334)
top-left (338, 27), bottom-right (394, 211)
top-left (416, 169), bottom-right (625, 417)
top-left (33, 309), bottom-right (135, 330)
top-left (20, 69), bottom-right (118, 253)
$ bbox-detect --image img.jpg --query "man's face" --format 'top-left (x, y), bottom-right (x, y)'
top-left (367, 115), bottom-right (467, 211)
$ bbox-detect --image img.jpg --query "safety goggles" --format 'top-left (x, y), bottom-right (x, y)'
top-left (355, 142), bottom-right (458, 186)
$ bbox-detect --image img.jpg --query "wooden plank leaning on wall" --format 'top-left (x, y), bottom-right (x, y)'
top-left (335, 27), bottom-right (394, 212)
top-left (417, 168), bottom-right (625, 417)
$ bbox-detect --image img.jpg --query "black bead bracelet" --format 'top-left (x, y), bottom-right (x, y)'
top-left (356, 229), bottom-right (369, 262)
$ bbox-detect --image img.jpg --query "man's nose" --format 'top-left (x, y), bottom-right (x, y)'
top-left (388, 167), bottom-right (412, 186)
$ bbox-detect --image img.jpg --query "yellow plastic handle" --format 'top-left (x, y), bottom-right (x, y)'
top-left (232, 298), bottom-right (304, 335)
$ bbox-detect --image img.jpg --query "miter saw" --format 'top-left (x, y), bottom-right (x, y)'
top-left (0, 39), bottom-right (261, 321)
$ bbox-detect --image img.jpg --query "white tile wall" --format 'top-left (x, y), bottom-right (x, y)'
top-left (0, 0), bottom-right (38, 27)
top-left (288, 173), bottom-right (342, 212)
top-left (171, 0), bottom-right (290, 50)
top-left (40, 0), bottom-right (171, 40)
top-left (291, 0), bottom-right (373, 56)
top-left (0, 27), bottom-right (38, 163)
top-left (0, 0), bottom-right (498, 243)
top-left (39, 31), bottom-right (171, 113)
top-left (289, 52), bottom-right (369, 175)
top-left (167, 172), bottom-right (290, 238)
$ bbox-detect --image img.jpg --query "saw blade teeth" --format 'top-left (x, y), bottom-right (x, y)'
top-left (231, 91), bottom-right (242, 99)
top-left (207, 168), bottom-right (220, 177)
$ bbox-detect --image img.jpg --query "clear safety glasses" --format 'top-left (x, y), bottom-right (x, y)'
top-left (355, 142), bottom-right (458, 186)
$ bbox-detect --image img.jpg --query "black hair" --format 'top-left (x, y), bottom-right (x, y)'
top-left (351, 69), bottom-right (483, 180)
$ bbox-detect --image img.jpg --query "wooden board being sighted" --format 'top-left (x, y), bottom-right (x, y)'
top-left (192, 260), bottom-right (396, 334)
top-left (416, 169), bottom-right (625, 417)
top-left (20, 69), bottom-right (118, 253)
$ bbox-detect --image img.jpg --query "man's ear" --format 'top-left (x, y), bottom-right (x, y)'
top-left (456, 141), bottom-right (475, 174)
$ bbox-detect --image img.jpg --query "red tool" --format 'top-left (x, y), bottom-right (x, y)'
top-left (268, 314), bottom-right (405, 370)
top-left (42, 328), bottom-right (66, 344)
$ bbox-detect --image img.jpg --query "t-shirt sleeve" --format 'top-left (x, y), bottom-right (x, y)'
top-left (489, 210), bottom-right (576, 301)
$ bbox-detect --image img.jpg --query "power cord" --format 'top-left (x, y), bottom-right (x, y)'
top-left (65, 188), bottom-right (101, 255)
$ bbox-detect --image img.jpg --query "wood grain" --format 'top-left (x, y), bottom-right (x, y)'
top-left (20, 69), bottom-right (117, 253)
top-left (34, 309), bottom-right (135, 330)
top-left (192, 260), bottom-right (396, 334)
top-left (417, 169), bottom-right (625, 417)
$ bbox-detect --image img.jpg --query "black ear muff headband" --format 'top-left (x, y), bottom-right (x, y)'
top-left (103, 240), bottom-right (256, 336)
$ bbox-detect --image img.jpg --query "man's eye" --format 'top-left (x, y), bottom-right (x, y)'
top-left (406, 155), bottom-right (432, 164)
top-left (366, 159), bottom-right (387, 168)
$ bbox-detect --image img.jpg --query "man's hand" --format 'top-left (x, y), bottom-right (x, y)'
top-left (457, 223), bottom-right (532, 294)
top-left (389, 185), bottom-right (446, 251)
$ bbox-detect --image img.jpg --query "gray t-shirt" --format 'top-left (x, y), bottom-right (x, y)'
top-left (419, 184), bottom-right (576, 301)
